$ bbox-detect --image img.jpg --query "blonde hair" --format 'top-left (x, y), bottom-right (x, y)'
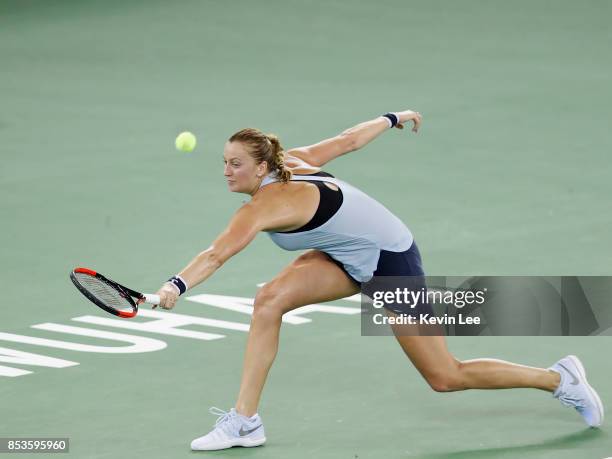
top-left (228, 128), bottom-right (292, 183)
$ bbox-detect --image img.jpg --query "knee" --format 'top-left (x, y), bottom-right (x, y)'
top-left (252, 282), bottom-right (288, 322)
top-left (425, 360), bottom-right (464, 393)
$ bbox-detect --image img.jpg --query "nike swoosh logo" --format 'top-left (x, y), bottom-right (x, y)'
top-left (239, 425), bottom-right (262, 436)
top-left (558, 363), bottom-right (580, 385)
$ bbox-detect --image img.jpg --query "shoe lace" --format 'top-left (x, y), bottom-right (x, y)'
top-left (209, 407), bottom-right (239, 435)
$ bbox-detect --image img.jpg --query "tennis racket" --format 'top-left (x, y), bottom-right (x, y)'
top-left (70, 267), bottom-right (160, 318)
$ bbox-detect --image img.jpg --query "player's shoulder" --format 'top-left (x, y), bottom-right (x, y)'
top-left (249, 182), bottom-right (287, 210)
top-left (252, 175), bottom-right (315, 207)
top-left (252, 180), bottom-right (295, 202)
top-left (284, 152), bottom-right (321, 173)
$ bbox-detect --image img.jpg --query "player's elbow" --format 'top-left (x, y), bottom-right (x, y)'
top-left (339, 132), bottom-right (359, 153)
top-left (313, 133), bottom-right (358, 166)
top-left (207, 233), bottom-right (253, 266)
top-left (199, 248), bottom-right (225, 270)
top-left (301, 155), bottom-right (323, 168)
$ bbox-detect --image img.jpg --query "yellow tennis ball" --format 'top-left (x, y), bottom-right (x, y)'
top-left (175, 131), bottom-right (197, 152)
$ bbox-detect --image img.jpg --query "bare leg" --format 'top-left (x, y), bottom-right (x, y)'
top-left (235, 251), bottom-right (360, 416)
top-left (391, 322), bottom-right (560, 392)
top-left (234, 256), bottom-right (560, 417)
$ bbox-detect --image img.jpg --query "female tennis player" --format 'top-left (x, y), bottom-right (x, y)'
top-left (153, 111), bottom-right (603, 450)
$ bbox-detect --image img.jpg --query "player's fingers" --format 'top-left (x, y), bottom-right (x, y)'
top-left (161, 297), bottom-right (175, 310)
top-left (157, 294), bottom-right (168, 309)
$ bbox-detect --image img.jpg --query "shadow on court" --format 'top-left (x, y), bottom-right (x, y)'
top-left (418, 428), bottom-right (606, 459)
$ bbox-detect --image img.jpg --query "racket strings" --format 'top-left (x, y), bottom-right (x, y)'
top-left (74, 272), bottom-right (134, 312)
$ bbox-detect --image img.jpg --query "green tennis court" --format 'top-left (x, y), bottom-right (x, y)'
top-left (2, 1), bottom-right (611, 457)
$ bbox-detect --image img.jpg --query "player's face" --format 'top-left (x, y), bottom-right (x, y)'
top-left (223, 141), bottom-right (266, 194)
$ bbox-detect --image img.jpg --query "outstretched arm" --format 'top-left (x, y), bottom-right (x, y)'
top-left (151, 189), bottom-right (303, 309)
top-left (287, 110), bottom-right (422, 167)
top-left (151, 203), bottom-right (263, 309)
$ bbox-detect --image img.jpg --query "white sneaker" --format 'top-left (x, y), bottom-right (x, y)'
top-left (190, 407), bottom-right (266, 451)
top-left (549, 355), bottom-right (604, 427)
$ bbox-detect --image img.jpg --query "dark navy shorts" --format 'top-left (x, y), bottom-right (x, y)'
top-left (328, 242), bottom-right (433, 317)
top-left (371, 242), bottom-right (425, 278)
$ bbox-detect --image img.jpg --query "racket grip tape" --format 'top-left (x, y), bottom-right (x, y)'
top-left (143, 293), bottom-right (161, 305)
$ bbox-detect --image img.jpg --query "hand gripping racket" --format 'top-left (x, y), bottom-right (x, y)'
top-left (70, 267), bottom-right (160, 318)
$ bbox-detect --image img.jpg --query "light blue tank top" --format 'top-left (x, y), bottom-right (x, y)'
top-left (261, 173), bottom-right (413, 282)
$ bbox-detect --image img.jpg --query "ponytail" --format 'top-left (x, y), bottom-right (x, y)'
top-left (265, 133), bottom-right (292, 183)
